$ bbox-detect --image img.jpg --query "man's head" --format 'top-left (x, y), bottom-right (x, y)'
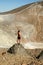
top-left (18, 30), bottom-right (20, 32)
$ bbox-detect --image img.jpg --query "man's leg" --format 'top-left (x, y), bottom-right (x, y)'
top-left (17, 39), bottom-right (18, 43)
top-left (19, 39), bottom-right (21, 43)
top-left (17, 39), bottom-right (20, 44)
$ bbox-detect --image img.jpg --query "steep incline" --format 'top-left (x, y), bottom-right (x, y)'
top-left (0, 1), bottom-right (43, 48)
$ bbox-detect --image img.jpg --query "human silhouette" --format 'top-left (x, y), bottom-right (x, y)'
top-left (17, 30), bottom-right (21, 44)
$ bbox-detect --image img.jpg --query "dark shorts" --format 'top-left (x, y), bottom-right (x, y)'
top-left (18, 37), bottom-right (21, 39)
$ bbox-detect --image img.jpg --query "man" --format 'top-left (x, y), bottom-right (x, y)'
top-left (17, 30), bottom-right (21, 44)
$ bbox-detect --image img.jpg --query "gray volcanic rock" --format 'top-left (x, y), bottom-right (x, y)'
top-left (7, 44), bottom-right (34, 65)
top-left (7, 45), bottom-right (43, 65)
top-left (7, 43), bottom-right (29, 55)
top-left (36, 51), bottom-right (43, 59)
top-left (26, 49), bottom-right (43, 58)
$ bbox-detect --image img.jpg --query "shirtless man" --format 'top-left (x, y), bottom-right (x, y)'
top-left (17, 30), bottom-right (21, 44)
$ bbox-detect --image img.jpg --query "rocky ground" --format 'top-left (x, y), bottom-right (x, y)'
top-left (0, 44), bottom-right (43, 65)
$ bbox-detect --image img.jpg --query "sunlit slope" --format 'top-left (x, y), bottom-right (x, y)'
top-left (0, 1), bottom-right (43, 48)
top-left (0, 29), bottom-right (15, 48)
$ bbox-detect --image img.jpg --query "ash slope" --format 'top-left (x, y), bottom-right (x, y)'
top-left (0, 1), bottom-right (43, 48)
